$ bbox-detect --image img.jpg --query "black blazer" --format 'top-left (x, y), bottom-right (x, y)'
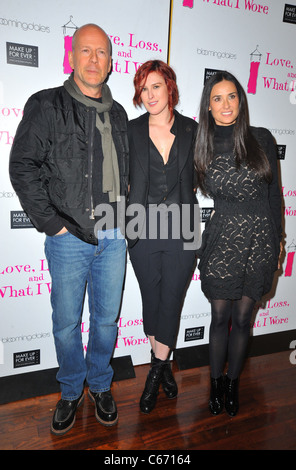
top-left (126, 110), bottom-right (199, 247)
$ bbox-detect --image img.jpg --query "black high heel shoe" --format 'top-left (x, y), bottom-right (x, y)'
top-left (140, 356), bottom-right (166, 414)
top-left (151, 351), bottom-right (178, 399)
top-left (209, 375), bottom-right (224, 416)
top-left (224, 375), bottom-right (239, 417)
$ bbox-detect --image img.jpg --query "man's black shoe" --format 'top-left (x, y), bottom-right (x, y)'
top-left (51, 392), bottom-right (84, 436)
top-left (88, 389), bottom-right (118, 426)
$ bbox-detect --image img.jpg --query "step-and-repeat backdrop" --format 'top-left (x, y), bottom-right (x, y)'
top-left (1, 0), bottom-right (295, 378)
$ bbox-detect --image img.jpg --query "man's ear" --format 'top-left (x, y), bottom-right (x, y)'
top-left (68, 50), bottom-right (74, 70)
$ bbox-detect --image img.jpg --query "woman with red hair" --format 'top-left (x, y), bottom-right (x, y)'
top-left (127, 60), bottom-right (198, 414)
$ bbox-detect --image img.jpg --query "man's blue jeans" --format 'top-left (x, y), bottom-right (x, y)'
top-left (45, 228), bottom-right (126, 400)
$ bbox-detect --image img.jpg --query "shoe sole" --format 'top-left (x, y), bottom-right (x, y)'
top-left (50, 393), bottom-right (84, 436)
top-left (88, 389), bottom-right (118, 427)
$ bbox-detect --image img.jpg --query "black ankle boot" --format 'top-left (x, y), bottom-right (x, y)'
top-left (209, 375), bottom-right (224, 416)
top-left (151, 351), bottom-right (178, 399)
top-left (225, 375), bottom-right (239, 417)
top-left (140, 357), bottom-right (166, 414)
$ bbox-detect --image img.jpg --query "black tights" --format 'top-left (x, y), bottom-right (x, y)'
top-left (209, 296), bottom-right (255, 380)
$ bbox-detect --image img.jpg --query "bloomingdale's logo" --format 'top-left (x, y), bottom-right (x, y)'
top-left (0, 16), bottom-right (50, 33)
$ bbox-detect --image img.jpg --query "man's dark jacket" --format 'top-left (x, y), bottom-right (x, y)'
top-left (9, 86), bottom-right (129, 245)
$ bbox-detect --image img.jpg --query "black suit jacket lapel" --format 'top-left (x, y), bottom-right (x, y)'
top-left (131, 112), bottom-right (150, 178)
top-left (174, 111), bottom-right (192, 174)
top-left (131, 111), bottom-right (194, 177)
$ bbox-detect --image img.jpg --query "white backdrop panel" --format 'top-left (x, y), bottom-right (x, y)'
top-left (170, 0), bottom-right (296, 344)
top-left (0, 0), bottom-right (171, 375)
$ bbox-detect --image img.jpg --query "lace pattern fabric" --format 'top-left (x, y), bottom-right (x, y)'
top-left (198, 129), bottom-right (279, 301)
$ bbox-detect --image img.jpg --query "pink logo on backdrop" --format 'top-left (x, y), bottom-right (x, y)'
top-left (285, 239), bottom-right (296, 277)
top-left (246, 45), bottom-right (296, 95)
top-left (182, 1), bottom-right (269, 13)
top-left (62, 16), bottom-right (78, 74)
top-left (247, 45), bottom-right (262, 94)
top-left (183, 0), bottom-right (194, 7)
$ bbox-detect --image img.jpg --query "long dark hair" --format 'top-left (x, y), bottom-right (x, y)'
top-left (194, 71), bottom-right (271, 195)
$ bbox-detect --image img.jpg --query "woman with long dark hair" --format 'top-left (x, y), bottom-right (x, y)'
top-left (195, 71), bottom-right (282, 416)
top-left (127, 60), bottom-right (198, 414)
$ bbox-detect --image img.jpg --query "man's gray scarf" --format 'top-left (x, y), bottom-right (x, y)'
top-left (64, 73), bottom-right (120, 203)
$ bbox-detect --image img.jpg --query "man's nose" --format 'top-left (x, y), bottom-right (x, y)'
top-left (89, 51), bottom-right (98, 63)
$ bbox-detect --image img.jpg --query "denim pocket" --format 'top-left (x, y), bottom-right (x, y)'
top-left (52, 230), bottom-right (70, 238)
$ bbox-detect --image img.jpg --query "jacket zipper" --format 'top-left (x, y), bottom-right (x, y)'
top-left (88, 108), bottom-right (95, 219)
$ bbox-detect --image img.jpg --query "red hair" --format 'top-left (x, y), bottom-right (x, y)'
top-left (133, 60), bottom-right (179, 119)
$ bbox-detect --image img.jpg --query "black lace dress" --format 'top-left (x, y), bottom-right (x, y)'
top-left (198, 124), bottom-right (281, 301)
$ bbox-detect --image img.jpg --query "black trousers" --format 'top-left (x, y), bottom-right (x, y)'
top-left (129, 236), bottom-right (196, 349)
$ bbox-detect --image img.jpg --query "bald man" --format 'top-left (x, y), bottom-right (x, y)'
top-left (10, 24), bottom-right (129, 435)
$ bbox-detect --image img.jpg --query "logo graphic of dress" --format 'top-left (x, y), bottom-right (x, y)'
top-left (62, 16), bottom-right (78, 74)
top-left (247, 45), bottom-right (262, 94)
top-left (285, 239), bottom-right (296, 277)
top-left (183, 0), bottom-right (194, 7)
